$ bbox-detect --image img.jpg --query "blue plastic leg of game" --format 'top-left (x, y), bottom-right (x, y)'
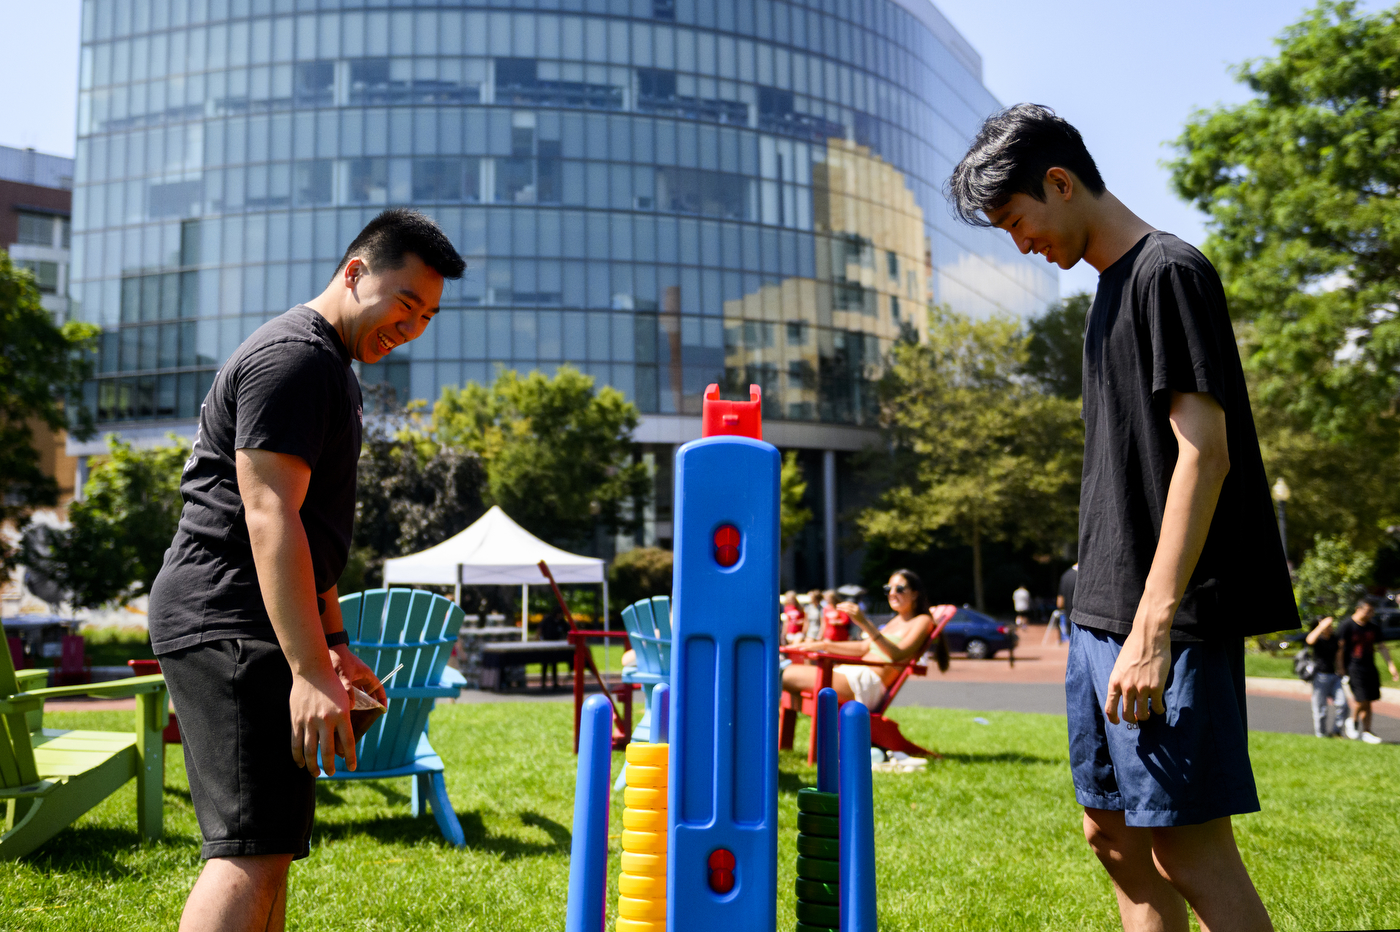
top-left (839, 700), bottom-right (878, 932)
top-left (566, 694), bottom-right (612, 932)
top-left (651, 682), bottom-right (670, 745)
top-left (817, 687), bottom-right (839, 794)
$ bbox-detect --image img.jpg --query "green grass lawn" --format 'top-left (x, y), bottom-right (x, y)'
top-left (1244, 651), bottom-right (1299, 680)
top-left (4, 704), bottom-right (1398, 931)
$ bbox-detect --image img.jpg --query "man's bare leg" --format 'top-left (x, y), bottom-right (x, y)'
top-left (1084, 808), bottom-right (1188, 932)
top-left (179, 854), bottom-right (294, 932)
top-left (1151, 816), bottom-right (1271, 932)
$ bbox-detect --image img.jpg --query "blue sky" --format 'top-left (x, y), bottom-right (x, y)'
top-left (0, 0), bottom-right (1364, 302)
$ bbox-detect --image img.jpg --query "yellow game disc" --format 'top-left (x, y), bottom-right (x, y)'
top-left (624, 786), bottom-right (667, 809)
top-left (620, 851), bottom-right (666, 874)
top-left (623, 808), bottom-right (666, 832)
top-left (625, 764), bottom-right (667, 788)
top-left (616, 919), bottom-right (663, 932)
top-left (619, 872), bottom-right (666, 898)
top-left (618, 895), bottom-right (667, 920)
top-left (625, 742), bottom-right (669, 766)
top-left (621, 829), bottom-right (667, 853)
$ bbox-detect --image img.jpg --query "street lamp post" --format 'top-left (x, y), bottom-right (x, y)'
top-left (1271, 477), bottom-right (1291, 559)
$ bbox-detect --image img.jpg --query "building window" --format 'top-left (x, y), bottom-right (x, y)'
top-left (348, 158), bottom-right (389, 204)
top-left (637, 69), bottom-right (748, 125)
top-left (17, 212), bottom-right (56, 246)
top-left (294, 61), bottom-right (335, 108)
top-left (495, 58), bottom-right (623, 110)
top-left (656, 167), bottom-right (751, 220)
top-left (887, 251), bottom-right (899, 279)
top-left (17, 260), bottom-right (59, 294)
top-left (413, 157), bottom-right (481, 203)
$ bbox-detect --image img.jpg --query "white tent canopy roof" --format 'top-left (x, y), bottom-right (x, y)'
top-left (382, 505), bottom-right (606, 586)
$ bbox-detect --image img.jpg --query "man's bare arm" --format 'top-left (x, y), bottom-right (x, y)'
top-left (1105, 391), bottom-right (1230, 725)
top-left (1305, 617), bottom-right (1333, 646)
top-left (236, 448), bottom-right (355, 775)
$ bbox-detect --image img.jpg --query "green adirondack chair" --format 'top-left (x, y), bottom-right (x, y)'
top-left (0, 638), bottom-right (168, 860)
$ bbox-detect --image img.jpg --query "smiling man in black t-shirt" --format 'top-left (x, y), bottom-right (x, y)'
top-left (949, 106), bottom-right (1296, 932)
top-left (148, 209), bottom-right (463, 932)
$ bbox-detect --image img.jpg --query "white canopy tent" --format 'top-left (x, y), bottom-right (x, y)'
top-left (382, 505), bottom-right (608, 642)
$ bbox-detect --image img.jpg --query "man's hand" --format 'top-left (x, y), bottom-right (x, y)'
top-left (330, 644), bottom-right (387, 706)
top-left (289, 666), bottom-right (354, 776)
top-left (1104, 625), bottom-right (1171, 725)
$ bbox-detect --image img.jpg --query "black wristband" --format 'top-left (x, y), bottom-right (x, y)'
top-left (325, 630), bottom-right (349, 648)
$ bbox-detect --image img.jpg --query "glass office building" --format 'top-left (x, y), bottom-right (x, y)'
top-left (69, 0), bottom-right (1056, 582)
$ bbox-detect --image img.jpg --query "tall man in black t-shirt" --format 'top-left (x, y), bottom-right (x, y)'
top-left (949, 106), bottom-right (1297, 932)
top-left (148, 209), bottom-right (464, 932)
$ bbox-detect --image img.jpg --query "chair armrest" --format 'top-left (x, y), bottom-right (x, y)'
top-left (438, 665), bottom-right (467, 688)
top-left (385, 686), bottom-right (461, 700)
top-left (15, 674), bottom-right (167, 703)
top-left (0, 696), bottom-right (44, 715)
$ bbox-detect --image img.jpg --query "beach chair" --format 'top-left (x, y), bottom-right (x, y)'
top-left (319, 588), bottom-right (467, 847)
top-left (779, 605), bottom-right (955, 764)
top-left (54, 635), bottom-right (91, 687)
top-left (0, 635), bottom-right (167, 860)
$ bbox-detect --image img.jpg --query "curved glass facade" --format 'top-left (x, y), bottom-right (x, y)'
top-left (70, 0), bottom-right (1055, 436)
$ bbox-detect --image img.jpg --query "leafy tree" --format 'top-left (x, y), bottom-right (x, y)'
top-left (1022, 292), bottom-right (1091, 400)
top-left (0, 252), bottom-right (99, 569)
top-left (1293, 533), bottom-right (1375, 621)
top-left (609, 546), bottom-right (674, 611)
top-left (1169, 1), bottom-right (1400, 554)
top-left (43, 437), bottom-right (188, 609)
top-left (349, 413), bottom-right (487, 591)
top-left (780, 451), bottom-right (814, 552)
top-left (858, 306), bottom-right (1083, 611)
top-left (428, 366), bottom-right (650, 547)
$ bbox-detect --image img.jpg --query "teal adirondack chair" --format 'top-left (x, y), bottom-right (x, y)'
top-left (320, 588), bottom-right (467, 847)
top-left (616, 596), bottom-right (671, 788)
top-left (0, 640), bottom-right (167, 860)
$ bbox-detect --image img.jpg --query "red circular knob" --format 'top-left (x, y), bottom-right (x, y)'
top-left (713, 525), bottom-right (741, 567)
top-left (707, 848), bottom-right (736, 893)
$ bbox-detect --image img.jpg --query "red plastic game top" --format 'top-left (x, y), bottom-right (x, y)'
top-left (701, 384), bottom-right (763, 440)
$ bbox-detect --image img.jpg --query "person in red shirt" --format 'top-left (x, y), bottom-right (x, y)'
top-left (781, 591), bottom-right (806, 645)
top-left (820, 589), bottom-right (851, 642)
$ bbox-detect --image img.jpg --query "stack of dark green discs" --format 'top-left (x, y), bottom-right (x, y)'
top-left (795, 787), bottom-right (840, 932)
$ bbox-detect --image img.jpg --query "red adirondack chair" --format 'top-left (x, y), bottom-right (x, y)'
top-left (779, 604), bottom-right (955, 764)
top-left (54, 635), bottom-right (91, 687)
top-left (128, 659), bottom-right (182, 743)
top-left (6, 637), bottom-right (27, 672)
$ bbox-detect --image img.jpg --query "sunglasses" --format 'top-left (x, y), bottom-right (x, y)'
top-left (882, 584), bottom-right (908, 595)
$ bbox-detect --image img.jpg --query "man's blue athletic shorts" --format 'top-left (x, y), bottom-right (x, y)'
top-left (1066, 623), bottom-right (1260, 827)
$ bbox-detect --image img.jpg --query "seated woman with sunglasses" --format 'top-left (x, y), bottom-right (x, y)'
top-left (782, 569), bottom-right (949, 710)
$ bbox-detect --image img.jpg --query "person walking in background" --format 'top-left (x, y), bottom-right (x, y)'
top-left (1013, 585), bottom-right (1032, 630)
top-left (820, 590), bottom-right (851, 641)
top-left (1304, 616), bottom-right (1346, 738)
top-left (1044, 563), bottom-right (1078, 646)
top-left (803, 589), bottom-right (824, 641)
top-left (1338, 600), bottom-right (1398, 744)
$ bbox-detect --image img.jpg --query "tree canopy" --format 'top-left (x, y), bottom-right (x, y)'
top-left (1169, 0), bottom-right (1400, 556)
top-left (426, 366), bottom-right (650, 547)
top-left (0, 252), bottom-right (99, 570)
top-left (779, 451), bottom-right (814, 553)
top-left (858, 306), bottom-right (1083, 611)
top-left (43, 437), bottom-right (188, 609)
top-left (1022, 292), bottom-right (1090, 401)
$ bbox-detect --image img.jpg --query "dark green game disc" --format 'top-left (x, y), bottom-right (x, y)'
top-left (796, 788), bottom-right (839, 815)
top-left (797, 811), bottom-right (840, 838)
top-left (796, 900), bottom-right (841, 926)
top-left (796, 833), bottom-right (839, 859)
top-left (796, 878), bottom-right (840, 904)
top-left (796, 855), bottom-right (840, 882)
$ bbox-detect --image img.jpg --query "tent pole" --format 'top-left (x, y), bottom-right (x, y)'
top-left (522, 583), bottom-right (529, 642)
top-left (454, 564), bottom-right (462, 609)
top-left (601, 577), bottom-right (609, 675)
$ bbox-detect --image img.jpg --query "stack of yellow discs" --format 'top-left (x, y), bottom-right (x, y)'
top-left (617, 742), bottom-right (668, 932)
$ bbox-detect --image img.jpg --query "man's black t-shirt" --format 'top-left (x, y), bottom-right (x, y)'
top-left (1338, 619), bottom-right (1380, 673)
top-left (1058, 565), bottom-right (1078, 616)
top-left (1071, 232), bottom-right (1298, 641)
top-left (148, 305), bottom-right (362, 654)
top-left (1311, 632), bottom-right (1340, 676)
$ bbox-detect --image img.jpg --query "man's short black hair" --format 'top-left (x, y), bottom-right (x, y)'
top-left (946, 104), bottom-right (1106, 227)
top-left (334, 208), bottom-right (466, 281)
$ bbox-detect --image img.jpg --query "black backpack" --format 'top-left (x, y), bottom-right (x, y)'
top-left (1293, 649), bottom-right (1318, 682)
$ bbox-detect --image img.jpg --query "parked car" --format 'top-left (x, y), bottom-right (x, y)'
top-left (940, 607), bottom-right (1019, 660)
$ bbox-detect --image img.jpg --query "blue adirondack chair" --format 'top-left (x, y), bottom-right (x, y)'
top-left (616, 596), bottom-right (671, 788)
top-left (320, 588), bottom-right (467, 847)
